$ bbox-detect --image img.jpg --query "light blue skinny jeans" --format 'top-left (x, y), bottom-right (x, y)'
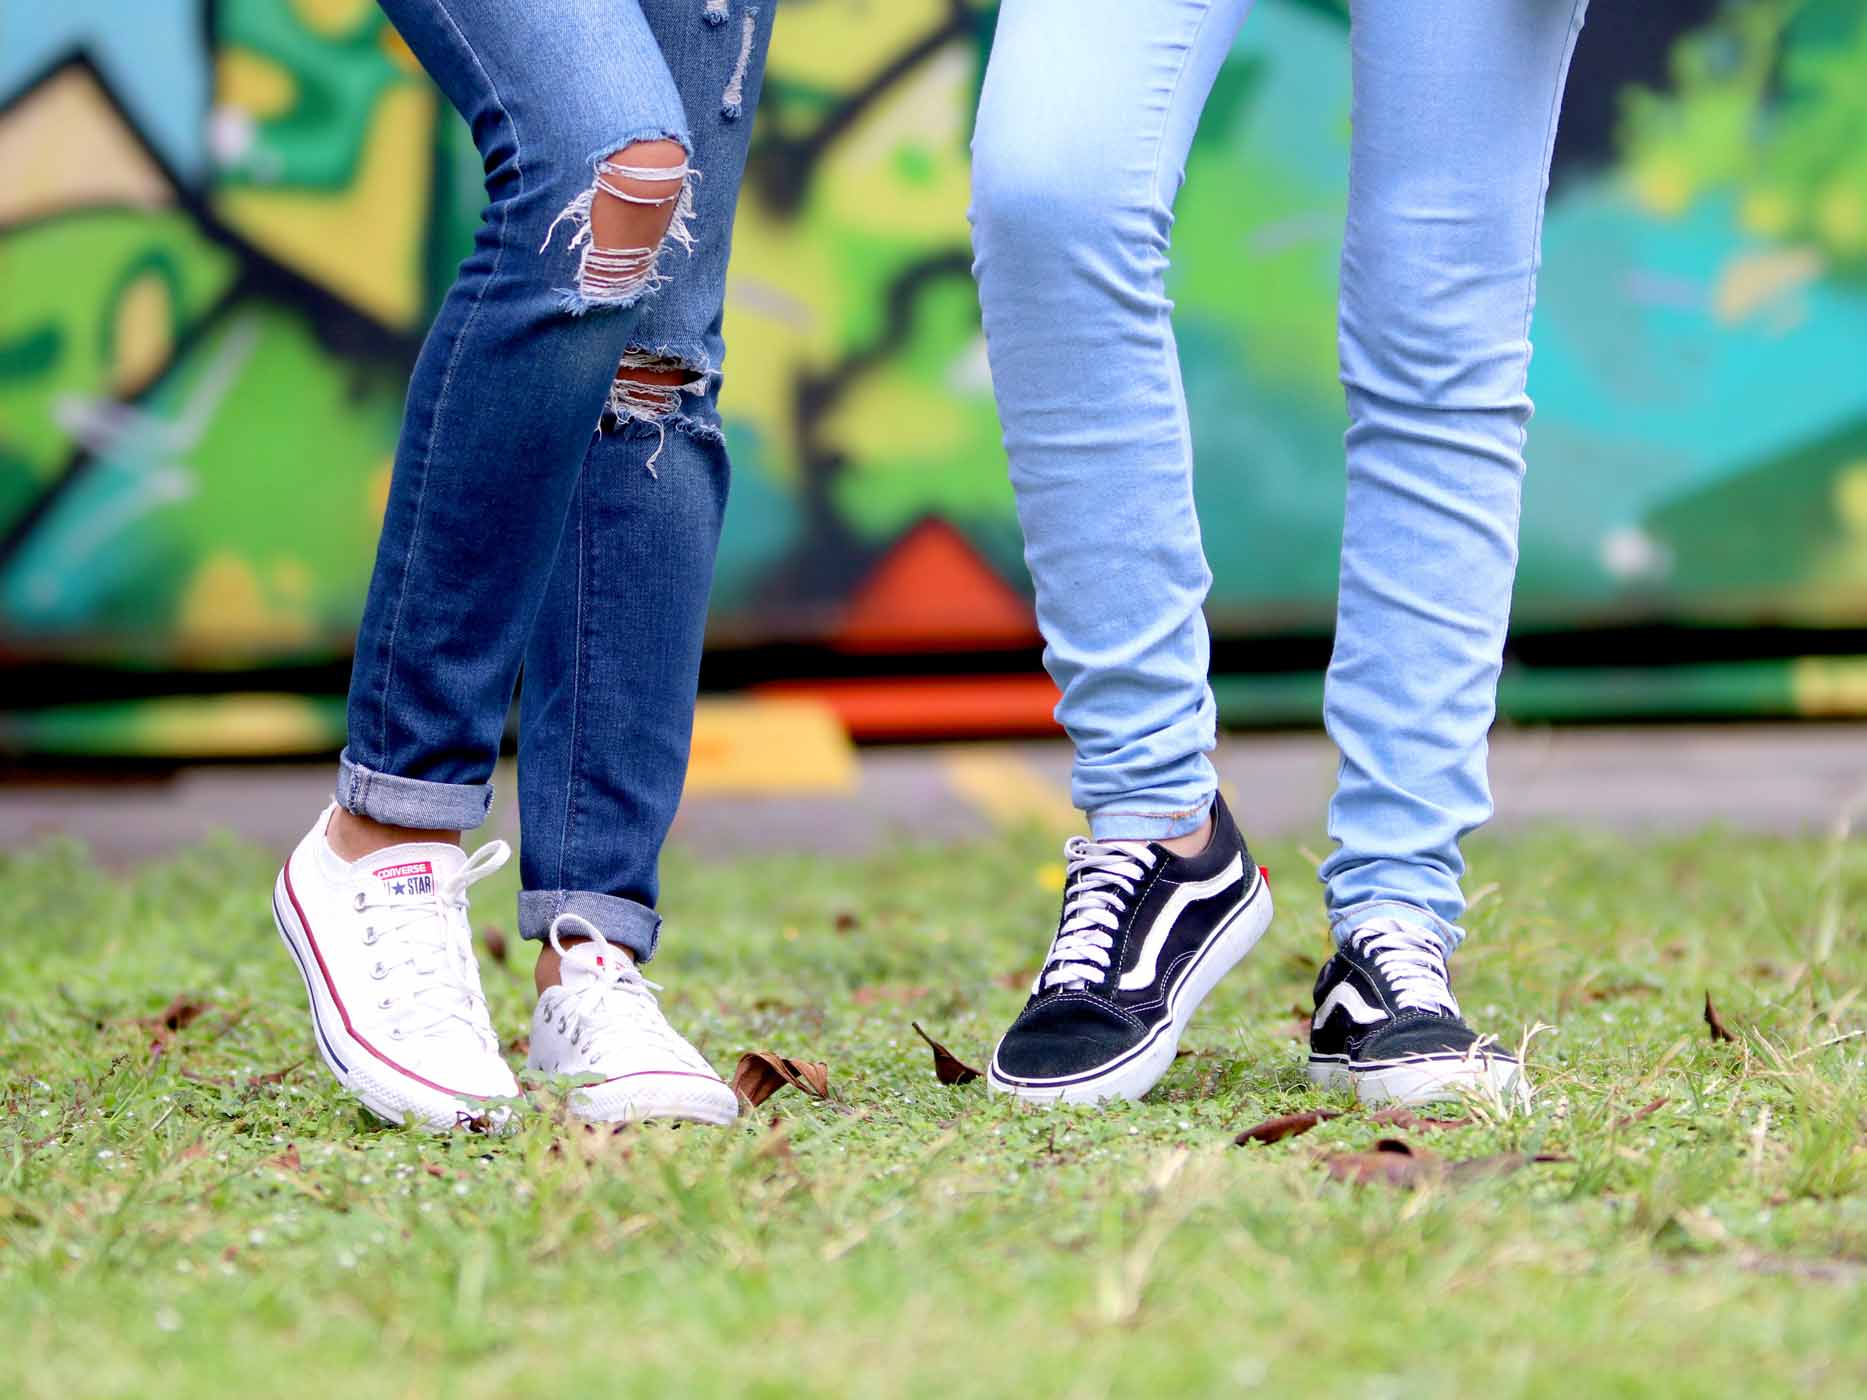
top-left (969, 0), bottom-right (1588, 954)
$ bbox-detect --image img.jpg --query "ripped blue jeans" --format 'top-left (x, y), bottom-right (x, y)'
top-left (338, 0), bottom-right (774, 961)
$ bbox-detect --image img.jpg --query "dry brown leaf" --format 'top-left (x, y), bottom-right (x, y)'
top-left (505, 1035), bottom-right (530, 1057)
top-left (833, 911), bottom-right (862, 933)
top-left (1235, 1109), bottom-right (1342, 1145)
top-left (1324, 1138), bottom-right (1443, 1186)
top-left (1277, 1004), bottom-right (1312, 1040)
top-left (1613, 1096), bottom-right (1668, 1129)
top-left (268, 1145), bottom-right (302, 1172)
top-left (911, 1022), bottom-right (981, 1085)
top-left (732, 1051), bottom-right (830, 1107)
top-left (1705, 992), bottom-right (1735, 1043)
top-left (145, 996), bottom-right (211, 1034)
top-left (139, 996), bottom-right (213, 1056)
top-left (424, 1161), bottom-right (447, 1178)
top-left (249, 1060), bottom-right (302, 1087)
top-left (1367, 1107), bottom-right (1474, 1131)
top-left (1323, 1140), bottom-right (1569, 1188)
top-left (482, 925), bottom-right (509, 966)
top-left (993, 970), bottom-right (1038, 991)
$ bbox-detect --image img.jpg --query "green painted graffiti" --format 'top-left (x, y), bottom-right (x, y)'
top-left (2, 0), bottom-right (1864, 753)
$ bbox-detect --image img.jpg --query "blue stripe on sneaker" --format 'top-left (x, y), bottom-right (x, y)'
top-left (273, 890), bottom-right (349, 1074)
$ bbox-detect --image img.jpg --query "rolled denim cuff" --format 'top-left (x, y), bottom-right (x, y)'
top-left (336, 748), bottom-right (494, 831)
top-left (1328, 899), bottom-right (1465, 958)
top-left (519, 890), bottom-right (662, 963)
top-left (1087, 793), bottom-right (1215, 842)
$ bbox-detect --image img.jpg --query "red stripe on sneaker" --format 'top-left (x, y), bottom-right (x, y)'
top-left (282, 859), bottom-right (495, 1101)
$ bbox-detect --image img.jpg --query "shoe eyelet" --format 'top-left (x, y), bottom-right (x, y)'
top-left (390, 1028), bottom-right (404, 1041)
top-left (363, 928), bottom-right (378, 946)
top-left (557, 1016), bottom-right (569, 1034)
top-left (377, 997), bottom-right (393, 1010)
top-left (371, 962), bottom-right (388, 980)
top-left (353, 892), bottom-right (367, 912)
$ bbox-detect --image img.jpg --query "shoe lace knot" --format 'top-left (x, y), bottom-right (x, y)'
top-left (1037, 837), bottom-right (1157, 992)
top-left (356, 840), bottom-right (509, 1049)
top-left (1350, 919), bottom-right (1459, 1017)
top-left (546, 914), bottom-right (697, 1066)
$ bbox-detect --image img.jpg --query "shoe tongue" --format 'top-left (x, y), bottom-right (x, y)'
top-left (1103, 839), bottom-right (1154, 857)
top-left (353, 843), bottom-right (466, 905)
top-left (557, 939), bottom-right (625, 988)
top-left (1358, 915), bottom-right (1435, 948)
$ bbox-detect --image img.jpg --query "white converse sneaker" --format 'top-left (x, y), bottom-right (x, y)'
top-left (272, 805), bottom-right (522, 1130)
top-left (527, 916), bottom-right (738, 1126)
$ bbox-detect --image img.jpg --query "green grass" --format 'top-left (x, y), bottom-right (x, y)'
top-left (6, 822), bottom-right (1867, 1396)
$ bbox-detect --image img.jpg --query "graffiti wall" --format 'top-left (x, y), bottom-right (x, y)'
top-left (3, 0), bottom-right (1865, 752)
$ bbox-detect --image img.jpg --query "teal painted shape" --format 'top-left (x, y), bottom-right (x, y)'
top-left (213, 0), bottom-right (406, 189)
top-left (1517, 188), bottom-right (1867, 612)
top-left (709, 420), bottom-right (801, 615)
top-left (1152, 1), bottom-right (1867, 628)
top-left (1, 1), bottom-right (210, 182)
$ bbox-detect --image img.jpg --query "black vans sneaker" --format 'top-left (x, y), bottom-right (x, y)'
top-left (1308, 916), bottom-right (1525, 1107)
top-left (987, 793), bottom-right (1273, 1104)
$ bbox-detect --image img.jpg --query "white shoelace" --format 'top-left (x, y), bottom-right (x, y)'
top-left (357, 842), bottom-right (508, 1049)
top-left (1037, 837), bottom-right (1158, 992)
top-left (546, 915), bottom-right (701, 1068)
top-left (1349, 918), bottom-right (1460, 1017)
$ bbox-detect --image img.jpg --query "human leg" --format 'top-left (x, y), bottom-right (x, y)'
top-left (515, 0), bottom-right (776, 971)
top-left (969, 0), bottom-right (1271, 1104)
top-left (515, 0), bottom-right (778, 1126)
top-left (277, 0), bottom-right (704, 1129)
top-left (1309, 0), bottom-right (1589, 1104)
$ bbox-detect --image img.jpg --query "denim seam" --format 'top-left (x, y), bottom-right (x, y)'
top-left (1144, 0), bottom-right (1214, 541)
top-left (1145, 1), bottom-right (1217, 216)
top-left (1092, 801), bottom-right (1212, 819)
top-left (555, 469), bottom-right (589, 896)
top-left (376, 0), bottom-right (524, 768)
top-left (1514, 0), bottom-right (1588, 466)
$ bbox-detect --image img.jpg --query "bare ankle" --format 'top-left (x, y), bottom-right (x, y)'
top-left (326, 806), bottom-right (459, 863)
top-left (1155, 814), bottom-right (1215, 858)
top-left (535, 936), bottom-right (634, 995)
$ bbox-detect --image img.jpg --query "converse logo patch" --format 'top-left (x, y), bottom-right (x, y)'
top-left (372, 860), bottom-right (435, 898)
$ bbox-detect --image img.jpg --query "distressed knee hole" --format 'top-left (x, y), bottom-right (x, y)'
top-left (606, 350), bottom-right (715, 476)
top-left (720, 9), bottom-right (758, 120)
top-left (540, 140), bottom-right (698, 314)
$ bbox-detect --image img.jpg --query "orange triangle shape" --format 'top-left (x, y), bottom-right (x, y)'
top-left (836, 520), bottom-right (1039, 652)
